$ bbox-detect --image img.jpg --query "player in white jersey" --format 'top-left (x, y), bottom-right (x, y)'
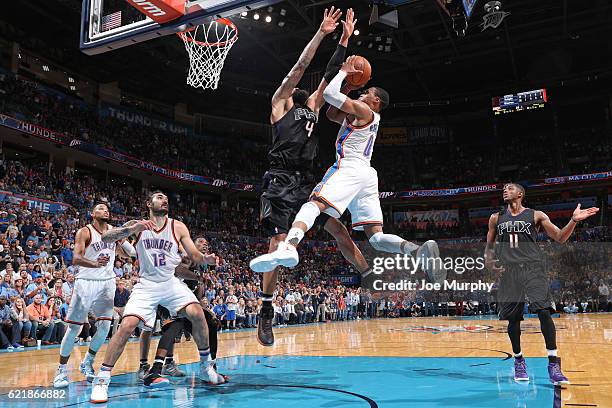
top-left (250, 56), bottom-right (442, 279)
top-left (53, 202), bottom-right (136, 388)
top-left (90, 191), bottom-right (223, 404)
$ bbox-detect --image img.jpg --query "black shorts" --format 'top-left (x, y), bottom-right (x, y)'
top-left (497, 262), bottom-right (554, 321)
top-left (158, 305), bottom-right (217, 333)
top-left (260, 169), bottom-right (329, 236)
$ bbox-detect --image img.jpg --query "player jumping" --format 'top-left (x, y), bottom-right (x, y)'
top-left (250, 56), bottom-right (441, 281)
top-left (253, 7), bottom-right (372, 347)
top-left (485, 183), bottom-right (599, 384)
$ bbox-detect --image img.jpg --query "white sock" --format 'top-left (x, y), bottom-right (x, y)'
top-left (58, 363), bottom-right (67, 371)
top-left (285, 228), bottom-right (305, 246)
top-left (547, 349), bottom-right (557, 357)
top-left (84, 351), bottom-right (94, 364)
top-left (514, 352), bottom-right (523, 359)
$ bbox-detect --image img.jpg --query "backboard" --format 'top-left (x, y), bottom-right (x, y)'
top-left (80, 0), bottom-right (281, 55)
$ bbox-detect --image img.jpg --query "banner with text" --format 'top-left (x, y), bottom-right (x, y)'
top-left (0, 191), bottom-right (71, 213)
top-left (394, 209), bottom-right (459, 228)
top-left (99, 103), bottom-right (192, 136)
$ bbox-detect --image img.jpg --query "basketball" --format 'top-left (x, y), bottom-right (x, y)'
top-left (346, 56), bottom-right (372, 88)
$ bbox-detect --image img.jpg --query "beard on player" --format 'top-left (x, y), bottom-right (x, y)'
top-left (292, 88), bottom-right (310, 107)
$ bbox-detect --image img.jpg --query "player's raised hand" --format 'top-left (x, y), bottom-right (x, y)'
top-left (319, 6), bottom-right (342, 35)
top-left (571, 203), bottom-right (600, 222)
top-left (202, 253), bottom-right (220, 266)
top-left (132, 219), bottom-right (156, 233)
top-left (340, 55), bottom-right (362, 75)
top-left (340, 8), bottom-right (357, 42)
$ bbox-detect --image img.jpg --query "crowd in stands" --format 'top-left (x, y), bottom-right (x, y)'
top-left (1, 73), bottom-right (610, 191)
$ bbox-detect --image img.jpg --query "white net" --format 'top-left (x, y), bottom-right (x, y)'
top-left (178, 18), bottom-right (238, 90)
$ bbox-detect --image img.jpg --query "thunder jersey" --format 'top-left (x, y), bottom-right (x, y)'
top-left (335, 111), bottom-right (381, 166)
top-left (135, 218), bottom-right (183, 282)
top-left (76, 224), bottom-right (116, 280)
top-left (268, 105), bottom-right (319, 171)
top-left (495, 208), bottom-right (543, 265)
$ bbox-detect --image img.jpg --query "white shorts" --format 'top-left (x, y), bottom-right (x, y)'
top-left (65, 278), bottom-right (116, 325)
top-left (122, 276), bottom-right (198, 329)
top-left (311, 162), bottom-right (383, 230)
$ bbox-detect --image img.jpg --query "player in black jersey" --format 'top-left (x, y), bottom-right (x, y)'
top-left (485, 183), bottom-right (599, 385)
top-left (254, 8), bottom-right (371, 347)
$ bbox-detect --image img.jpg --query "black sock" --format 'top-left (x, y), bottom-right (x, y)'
top-left (507, 320), bottom-right (522, 355)
top-left (88, 349), bottom-right (97, 357)
top-left (537, 309), bottom-right (557, 350)
top-left (261, 294), bottom-right (274, 311)
top-left (164, 354), bottom-right (174, 365)
top-left (548, 356), bottom-right (558, 363)
top-left (150, 357), bottom-right (164, 375)
top-left (140, 359), bottom-right (148, 367)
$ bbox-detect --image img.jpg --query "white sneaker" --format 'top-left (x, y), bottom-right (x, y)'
top-left (417, 240), bottom-right (446, 284)
top-left (80, 359), bottom-right (95, 382)
top-left (90, 373), bottom-right (111, 404)
top-left (53, 366), bottom-right (69, 388)
top-left (249, 242), bottom-right (299, 272)
top-left (200, 361), bottom-right (226, 385)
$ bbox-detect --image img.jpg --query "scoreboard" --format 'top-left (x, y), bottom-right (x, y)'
top-left (492, 89), bottom-right (548, 115)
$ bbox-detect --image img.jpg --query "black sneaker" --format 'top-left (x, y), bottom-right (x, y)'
top-left (143, 372), bottom-right (170, 388)
top-left (257, 307), bottom-right (275, 347)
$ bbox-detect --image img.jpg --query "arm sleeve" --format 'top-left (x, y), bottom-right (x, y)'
top-left (323, 44), bottom-right (347, 83)
top-left (323, 71), bottom-right (348, 109)
top-left (121, 240), bottom-right (136, 258)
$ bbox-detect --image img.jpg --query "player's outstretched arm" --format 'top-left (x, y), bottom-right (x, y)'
top-left (271, 7), bottom-right (341, 118)
top-left (101, 219), bottom-right (155, 243)
top-left (175, 257), bottom-right (202, 281)
top-left (484, 213), bottom-right (504, 274)
top-left (309, 8), bottom-right (357, 114)
top-left (73, 227), bottom-right (108, 268)
top-left (323, 56), bottom-right (373, 121)
top-left (536, 204), bottom-right (599, 243)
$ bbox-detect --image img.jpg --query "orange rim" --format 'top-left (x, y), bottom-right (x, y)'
top-left (177, 18), bottom-right (238, 47)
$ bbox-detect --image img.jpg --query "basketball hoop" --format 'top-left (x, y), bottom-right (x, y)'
top-left (177, 18), bottom-right (238, 90)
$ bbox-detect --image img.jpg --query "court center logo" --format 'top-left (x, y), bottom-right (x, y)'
top-left (398, 324), bottom-right (493, 333)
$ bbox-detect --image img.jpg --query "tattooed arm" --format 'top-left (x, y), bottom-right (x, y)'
top-left (270, 7), bottom-right (341, 123)
top-left (101, 219), bottom-right (155, 243)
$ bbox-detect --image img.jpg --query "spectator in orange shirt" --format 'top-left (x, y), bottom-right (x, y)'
top-left (26, 294), bottom-right (56, 345)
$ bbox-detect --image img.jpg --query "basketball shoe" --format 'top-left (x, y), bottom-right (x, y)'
top-left (162, 360), bottom-right (186, 377)
top-left (138, 362), bottom-right (150, 381)
top-left (200, 359), bottom-right (227, 385)
top-left (143, 372), bottom-right (171, 388)
top-left (90, 371), bottom-right (111, 404)
top-left (513, 357), bottom-right (529, 382)
top-left (53, 365), bottom-right (69, 388)
top-left (80, 356), bottom-right (96, 382)
top-left (548, 357), bottom-right (569, 385)
top-left (249, 241), bottom-right (299, 272)
top-left (257, 306), bottom-right (275, 346)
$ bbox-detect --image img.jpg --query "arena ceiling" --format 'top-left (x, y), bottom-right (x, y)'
top-left (4, 0), bottom-right (612, 119)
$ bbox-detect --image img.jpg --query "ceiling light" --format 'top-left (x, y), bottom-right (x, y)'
top-left (253, 13), bottom-right (260, 20)
top-left (280, 9), bottom-right (287, 16)
top-left (278, 21), bottom-right (285, 27)
top-left (354, 29), bottom-right (360, 36)
top-left (265, 15), bottom-right (272, 23)
top-left (240, 11), bottom-right (247, 17)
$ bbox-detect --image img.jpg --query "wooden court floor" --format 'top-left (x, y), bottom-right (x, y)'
top-left (1, 313), bottom-right (611, 407)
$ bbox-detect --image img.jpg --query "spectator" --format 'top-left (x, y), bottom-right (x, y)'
top-left (27, 293), bottom-right (56, 345)
top-left (0, 294), bottom-right (21, 349)
top-left (225, 290), bottom-right (238, 330)
top-left (12, 297), bottom-right (32, 344)
top-left (113, 279), bottom-right (130, 336)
